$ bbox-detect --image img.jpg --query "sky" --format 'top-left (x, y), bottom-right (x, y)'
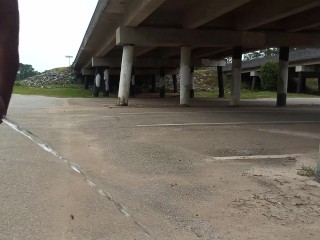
top-left (18, 0), bottom-right (99, 72)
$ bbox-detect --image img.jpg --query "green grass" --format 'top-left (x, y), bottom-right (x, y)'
top-left (13, 86), bottom-right (320, 99)
top-left (297, 165), bottom-right (316, 177)
top-left (196, 90), bottom-right (319, 99)
top-left (13, 86), bottom-right (94, 98)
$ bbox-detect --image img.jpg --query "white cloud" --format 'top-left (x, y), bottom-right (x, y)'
top-left (18, 0), bottom-right (98, 72)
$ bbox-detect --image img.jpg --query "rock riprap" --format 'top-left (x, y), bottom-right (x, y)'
top-left (20, 67), bottom-right (75, 87)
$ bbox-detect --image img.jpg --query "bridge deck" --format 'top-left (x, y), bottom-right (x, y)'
top-left (74, 0), bottom-right (320, 71)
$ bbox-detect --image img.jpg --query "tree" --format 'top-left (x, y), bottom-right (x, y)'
top-left (260, 61), bottom-right (278, 91)
top-left (16, 63), bottom-right (39, 80)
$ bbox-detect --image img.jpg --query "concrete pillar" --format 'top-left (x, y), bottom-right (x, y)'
top-left (118, 45), bottom-right (134, 106)
top-left (251, 76), bottom-right (258, 90)
top-left (318, 77), bottom-right (320, 93)
top-left (93, 68), bottom-right (101, 97)
top-left (217, 66), bottom-right (224, 98)
top-left (159, 68), bottom-right (165, 98)
top-left (277, 47), bottom-right (289, 107)
top-left (104, 68), bottom-right (110, 97)
top-left (84, 76), bottom-right (89, 90)
top-left (296, 72), bottom-right (306, 93)
top-left (180, 46), bottom-right (192, 106)
top-left (151, 75), bottom-right (156, 93)
top-left (190, 67), bottom-right (195, 98)
top-left (172, 74), bottom-right (178, 93)
top-left (230, 47), bottom-right (242, 106)
top-left (130, 75), bottom-right (136, 98)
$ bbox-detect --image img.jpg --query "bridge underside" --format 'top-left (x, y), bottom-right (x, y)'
top-left (74, 0), bottom-right (320, 106)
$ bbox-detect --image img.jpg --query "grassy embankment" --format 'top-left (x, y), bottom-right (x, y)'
top-left (13, 86), bottom-right (93, 98)
top-left (14, 67), bottom-right (319, 99)
top-left (14, 85), bottom-right (318, 99)
top-left (196, 90), bottom-right (317, 99)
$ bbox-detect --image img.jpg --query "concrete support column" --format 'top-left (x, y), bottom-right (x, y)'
top-left (93, 68), bottom-right (101, 97)
top-left (318, 76), bottom-right (320, 94)
top-left (296, 72), bottom-right (306, 93)
top-left (151, 75), bottom-right (156, 93)
top-left (84, 76), bottom-right (89, 90)
top-left (172, 74), bottom-right (178, 93)
top-left (277, 47), bottom-right (289, 107)
top-left (118, 45), bottom-right (134, 106)
top-left (190, 67), bottom-right (195, 98)
top-left (252, 76), bottom-right (258, 91)
top-left (104, 68), bottom-right (110, 97)
top-left (180, 46), bottom-right (192, 106)
top-left (130, 74), bottom-right (136, 98)
top-left (217, 66), bottom-right (224, 98)
top-left (230, 47), bottom-right (242, 106)
top-left (159, 68), bottom-right (165, 98)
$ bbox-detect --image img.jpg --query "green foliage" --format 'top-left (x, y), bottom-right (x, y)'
top-left (260, 61), bottom-right (278, 91)
top-left (16, 63), bottom-right (39, 80)
top-left (14, 81), bottom-right (22, 86)
top-left (241, 82), bottom-right (252, 90)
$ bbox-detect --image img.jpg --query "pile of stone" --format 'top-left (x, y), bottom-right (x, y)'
top-left (193, 69), bottom-right (218, 92)
top-left (20, 67), bottom-right (75, 87)
top-left (163, 68), bottom-right (219, 92)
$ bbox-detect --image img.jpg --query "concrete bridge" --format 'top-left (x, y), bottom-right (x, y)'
top-left (223, 49), bottom-right (320, 93)
top-left (73, 0), bottom-right (320, 106)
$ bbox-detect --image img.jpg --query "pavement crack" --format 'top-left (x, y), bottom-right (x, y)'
top-left (2, 116), bottom-right (153, 239)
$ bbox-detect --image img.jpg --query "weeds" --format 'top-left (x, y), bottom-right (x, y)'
top-left (297, 165), bottom-right (316, 177)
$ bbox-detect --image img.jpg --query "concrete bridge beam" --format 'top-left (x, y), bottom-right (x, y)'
top-left (183, 0), bottom-right (253, 29)
top-left (116, 27), bottom-right (320, 48)
top-left (277, 47), bottom-right (289, 107)
top-left (237, 0), bottom-right (320, 30)
top-left (230, 47), bottom-right (242, 106)
top-left (118, 45), bottom-right (134, 106)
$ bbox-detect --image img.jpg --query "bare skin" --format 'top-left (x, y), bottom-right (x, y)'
top-left (0, 0), bottom-right (19, 120)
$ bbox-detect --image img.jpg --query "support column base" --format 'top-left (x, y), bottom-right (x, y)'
top-left (230, 99), bottom-right (240, 106)
top-left (118, 98), bottom-right (128, 106)
top-left (103, 90), bottom-right (110, 97)
top-left (276, 93), bottom-right (287, 107)
top-left (190, 89), bottom-right (194, 98)
top-left (160, 87), bottom-right (165, 98)
top-left (180, 104), bottom-right (190, 107)
top-left (84, 80), bottom-right (89, 90)
top-left (93, 86), bottom-right (100, 97)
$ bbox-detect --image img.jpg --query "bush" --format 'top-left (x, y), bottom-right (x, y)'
top-left (14, 81), bottom-right (22, 86)
top-left (241, 81), bottom-right (252, 90)
top-left (260, 62), bottom-right (278, 91)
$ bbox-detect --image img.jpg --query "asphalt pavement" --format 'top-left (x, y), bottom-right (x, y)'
top-left (1, 94), bottom-right (320, 240)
